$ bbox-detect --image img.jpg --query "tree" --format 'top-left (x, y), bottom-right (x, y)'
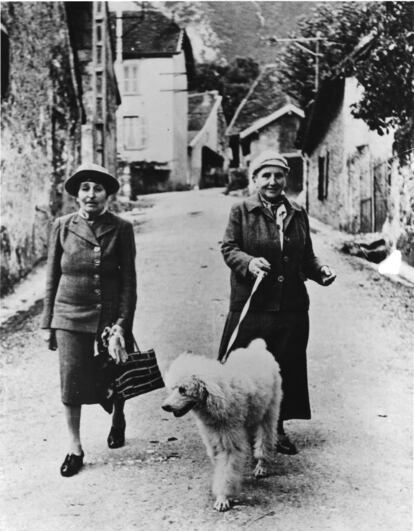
top-left (193, 57), bottom-right (260, 123)
top-left (277, 1), bottom-right (414, 155)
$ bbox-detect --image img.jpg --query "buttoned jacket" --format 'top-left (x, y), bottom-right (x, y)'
top-left (41, 211), bottom-right (137, 345)
top-left (222, 193), bottom-right (324, 312)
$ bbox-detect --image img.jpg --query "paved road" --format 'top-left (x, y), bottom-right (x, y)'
top-left (1, 188), bottom-right (413, 530)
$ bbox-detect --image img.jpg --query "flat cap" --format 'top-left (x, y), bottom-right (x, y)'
top-left (249, 150), bottom-right (290, 178)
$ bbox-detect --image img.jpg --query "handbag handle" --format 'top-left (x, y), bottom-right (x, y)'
top-left (133, 337), bottom-right (141, 354)
top-left (221, 271), bottom-right (264, 363)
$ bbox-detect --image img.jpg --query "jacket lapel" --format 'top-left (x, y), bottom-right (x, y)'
top-left (93, 212), bottom-right (117, 240)
top-left (246, 193), bottom-right (274, 222)
top-left (283, 198), bottom-right (302, 232)
top-left (68, 214), bottom-right (99, 245)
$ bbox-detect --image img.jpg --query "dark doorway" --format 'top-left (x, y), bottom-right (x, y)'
top-left (286, 156), bottom-right (304, 196)
top-left (200, 146), bottom-right (225, 188)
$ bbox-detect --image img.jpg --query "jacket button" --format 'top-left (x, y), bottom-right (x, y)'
top-left (283, 256), bottom-right (289, 263)
top-left (94, 260), bottom-right (100, 266)
top-left (94, 246), bottom-right (100, 253)
top-left (277, 275), bottom-right (284, 282)
top-left (94, 289), bottom-right (101, 295)
top-left (94, 274), bottom-right (99, 280)
top-left (96, 303), bottom-right (102, 309)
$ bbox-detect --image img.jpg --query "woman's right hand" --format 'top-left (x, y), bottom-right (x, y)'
top-left (248, 257), bottom-right (271, 277)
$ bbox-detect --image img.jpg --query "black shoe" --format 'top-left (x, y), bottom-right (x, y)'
top-left (60, 451), bottom-right (84, 477)
top-left (276, 433), bottom-right (298, 455)
top-left (107, 422), bottom-right (126, 449)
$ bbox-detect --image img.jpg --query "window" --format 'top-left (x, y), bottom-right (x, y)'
top-left (95, 124), bottom-right (104, 165)
top-left (123, 64), bottom-right (139, 94)
top-left (318, 151), bottom-right (329, 200)
top-left (1, 23), bottom-right (9, 100)
top-left (96, 97), bottom-right (103, 120)
top-left (96, 72), bottom-right (103, 95)
top-left (96, 45), bottom-right (102, 65)
top-left (96, 23), bottom-right (103, 43)
top-left (123, 116), bottom-right (146, 150)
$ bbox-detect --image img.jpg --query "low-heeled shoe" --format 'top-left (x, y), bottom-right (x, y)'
top-left (60, 451), bottom-right (84, 477)
top-left (276, 434), bottom-right (298, 455)
top-left (107, 422), bottom-right (126, 449)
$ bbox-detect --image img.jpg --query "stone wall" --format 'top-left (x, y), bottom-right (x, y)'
top-left (1, 3), bottom-right (81, 295)
top-left (384, 158), bottom-right (414, 266)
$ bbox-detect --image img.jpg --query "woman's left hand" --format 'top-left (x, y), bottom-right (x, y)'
top-left (320, 265), bottom-right (337, 286)
top-left (108, 326), bottom-right (128, 364)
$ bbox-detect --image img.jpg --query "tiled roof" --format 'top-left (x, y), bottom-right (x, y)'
top-left (111, 9), bottom-right (182, 59)
top-left (226, 65), bottom-right (299, 136)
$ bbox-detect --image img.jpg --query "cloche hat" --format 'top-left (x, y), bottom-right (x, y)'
top-left (249, 150), bottom-right (290, 178)
top-left (64, 162), bottom-right (120, 196)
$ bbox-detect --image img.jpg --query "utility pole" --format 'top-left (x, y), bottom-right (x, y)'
top-left (269, 32), bottom-right (334, 94)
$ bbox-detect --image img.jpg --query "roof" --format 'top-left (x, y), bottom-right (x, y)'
top-left (112, 9), bottom-right (184, 59)
top-left (226, 64), bottom-right (302, 136)
top-left (240, 104), bottom-right (304, 139)
top-left (188, 91), bottom-right (223, 147)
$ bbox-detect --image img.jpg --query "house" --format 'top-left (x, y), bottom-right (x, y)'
top-left (111, 7), bottom-right (195, 196)
top-left (302, 76), bottom-right (394, 234)
top-left (226, 65), bottom-right (305, 199)
top-left (65, 2), bottom-right (121, 183)
top-left (187, 90), bottom-right (227, 188)
top-left (0, 1), bottom-right (120, 295)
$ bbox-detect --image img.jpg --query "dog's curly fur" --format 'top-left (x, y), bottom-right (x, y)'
top-left (161, 339), bottom-right (282, 511)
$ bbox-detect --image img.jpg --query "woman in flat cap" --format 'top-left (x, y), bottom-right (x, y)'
top-left (218, 150), bottom-right (336, 454)
top-left (41, 163), bottom-right (137, 476)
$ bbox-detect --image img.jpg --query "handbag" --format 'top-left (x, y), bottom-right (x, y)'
top-left (114, 342), bottom-right (165, 400)
top-left (95, 332), bottom-right (164, 413)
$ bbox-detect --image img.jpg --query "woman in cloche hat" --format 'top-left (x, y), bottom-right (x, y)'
top-left (218, 150), bottom-right (336, 454)
top-left (41, 163), bottom-right (137, 477)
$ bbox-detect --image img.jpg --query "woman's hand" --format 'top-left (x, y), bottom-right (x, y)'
top-left (42, 329), bottom-right (57, 350)
top-left (108, 325), bottom-right (128, 364)
top-left (320, 265), bottom-right (337, 285)
top-left (248, 257), bottom-right (271, 277)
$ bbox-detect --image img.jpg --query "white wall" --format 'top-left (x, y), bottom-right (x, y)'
top-left (343, 77), bottom-right (394, 160)
top-left (115, 56), bottom-right (174, 165)
top-left (171, 51), bottom-right (188, 184)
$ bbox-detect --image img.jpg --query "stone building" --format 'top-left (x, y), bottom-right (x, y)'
top-left (1, 2), bottom-right (120, 295)
top-left (302, 75), bottom-right (413, 266)
top-left (302, 77), bottom-right (394, 233)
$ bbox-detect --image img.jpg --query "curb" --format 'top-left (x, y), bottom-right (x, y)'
top-left (0, 262), bottom-right (46, 329)
top-left (309, 216), bottom-right (414, 288)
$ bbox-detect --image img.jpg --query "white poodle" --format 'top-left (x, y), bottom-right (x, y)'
top-left (161, 339), bottom-right (282, 511)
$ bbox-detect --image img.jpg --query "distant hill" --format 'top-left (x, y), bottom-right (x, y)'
top-left (155, 1), bottom-right (321, 64)
top-left (201, 1), bottom-right (318, 64)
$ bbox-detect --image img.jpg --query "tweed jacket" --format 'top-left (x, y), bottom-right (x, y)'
top-left (41, 211), bottom-right (137, 346)
top-left (222, 193), bottom-right (324, 312)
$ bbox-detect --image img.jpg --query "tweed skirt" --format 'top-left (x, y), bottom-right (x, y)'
top-left (56, 329), bottom-right (99, 405)
top-left (218, 310), bottom-right (311, 421)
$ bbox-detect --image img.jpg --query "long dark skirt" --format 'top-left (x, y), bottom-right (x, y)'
top-left (56, 329), bottom-right (99, 406)
top-left (218, 311), bottom-right (311, 421)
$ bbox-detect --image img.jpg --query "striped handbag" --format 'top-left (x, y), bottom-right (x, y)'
top-left (114, 343), bottom-right (165, 400)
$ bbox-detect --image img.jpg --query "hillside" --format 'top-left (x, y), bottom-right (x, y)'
top-left (155, 1), bottom-right (321, 64)
top-left (202, 1), bottom-right (318, 63)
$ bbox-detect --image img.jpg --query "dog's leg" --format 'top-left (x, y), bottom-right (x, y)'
top-left (253, 402), bottom-right (279, 478)
top-left (252, 422), bottom-right (269, 478)
top-left (212, 433), bottom-right (248, 512)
